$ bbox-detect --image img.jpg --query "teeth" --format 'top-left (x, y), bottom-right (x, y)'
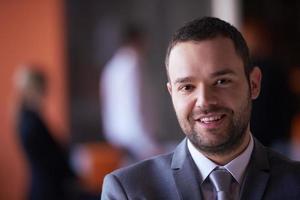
top-left (200, 115), bottom-right (222, 123)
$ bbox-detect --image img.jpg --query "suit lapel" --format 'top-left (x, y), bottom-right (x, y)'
top-left (240, 138), bottom-right (270, 200)
top-left (171, 139), bottom-right (203, 200)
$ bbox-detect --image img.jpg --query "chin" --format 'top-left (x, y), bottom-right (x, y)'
top-left (188, 129), bottom-right (245, 155)
top-left (198, 137), bottom-right (230, 150)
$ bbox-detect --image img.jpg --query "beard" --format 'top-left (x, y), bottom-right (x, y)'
top-left (181, 93), bottom-right (252, 156)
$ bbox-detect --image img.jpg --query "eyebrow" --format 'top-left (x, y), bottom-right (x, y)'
top-left (173, 77), bottom-right (195, 85)
top-left (172, 69), bottom-right (237, 85)
top-left (210, 69), bottom-right (236, 77)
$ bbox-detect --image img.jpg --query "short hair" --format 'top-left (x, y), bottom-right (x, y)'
top-left (28, 69), bottom-right (47, 95)
top-left (165, 17), bottom-right (252, 79)
top-left (122, 24), bottom-right (146, 45)
top-left (18, 67), bottom-right (47, 96)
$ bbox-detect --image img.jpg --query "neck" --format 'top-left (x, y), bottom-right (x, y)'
top-left (202, 131), bottom-right (251, 165)
top-left (23, 95), bottom-right (43, 112)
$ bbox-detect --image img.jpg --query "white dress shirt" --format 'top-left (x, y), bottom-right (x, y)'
top-left (187, 134), bottom-right (254, 200)
top-left (101, 46), bottom-right (158, 160)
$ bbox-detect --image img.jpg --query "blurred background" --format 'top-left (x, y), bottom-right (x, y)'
top-left (1, 0), bottom-right (300, 199)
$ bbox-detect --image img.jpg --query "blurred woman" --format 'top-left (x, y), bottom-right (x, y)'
top-left (15, 67), bottom-right (74, 200)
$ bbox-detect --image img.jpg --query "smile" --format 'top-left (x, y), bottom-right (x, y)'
top-left (200, 115), bottom-right (223, 123)
top-left (195, 114), bottom-right (226, 125)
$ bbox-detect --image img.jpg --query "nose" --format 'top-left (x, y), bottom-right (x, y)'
top-left (194, 85), bottom-right (218, 108)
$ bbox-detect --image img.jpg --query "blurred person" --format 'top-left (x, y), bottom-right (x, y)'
top-left (101, 17), bottom-right (300, 199)
top-left (100, 25), bottom-right (161, 163)
top-left (15, 67), bottom-right (75, 200)
top-left (242, 18), bottom-right (293, 149)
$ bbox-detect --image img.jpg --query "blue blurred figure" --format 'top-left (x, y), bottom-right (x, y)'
top-left (16, 67), bottom-right (75, 200)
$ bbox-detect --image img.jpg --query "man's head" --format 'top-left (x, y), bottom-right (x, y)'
top-left (122, 24), bottom-right (147, 51)
top-left (166, 17), bottom-right (261, 160)
top-left (166, 17), bottom-right (252, 80)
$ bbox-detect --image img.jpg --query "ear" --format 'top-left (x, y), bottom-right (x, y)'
top-left (249, 66), bottom-right (262, 99)
top-left (167, 82), bottom-right (172, 95)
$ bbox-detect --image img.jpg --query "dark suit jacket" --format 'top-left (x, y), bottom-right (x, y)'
top-left (101, 138), bottom-right (300, 199)
top-left (19, 106), bottom-right (74, 200)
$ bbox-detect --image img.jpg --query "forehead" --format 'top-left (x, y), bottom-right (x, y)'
top-left (168, 37), bottom-right (245, 83)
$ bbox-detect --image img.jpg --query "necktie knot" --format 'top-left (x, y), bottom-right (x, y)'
top-left (209, 168), bottom-right (233, 200)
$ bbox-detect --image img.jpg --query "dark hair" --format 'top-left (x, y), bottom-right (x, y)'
top-left (122, 24), bottom-right (146, 45)
top-left (30, 70), bottom-right (47, 94)
top-left (165, 17), bottom-right (252, 79)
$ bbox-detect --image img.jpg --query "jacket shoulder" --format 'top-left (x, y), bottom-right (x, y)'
top-left (102, 152), bottom-right (178, 199)
top-left (112, 152), bottom-right (174, 180)
top-left (266, 148), bottom-right (300, 185)
top-left (267, 148), bottom-right (300, 170)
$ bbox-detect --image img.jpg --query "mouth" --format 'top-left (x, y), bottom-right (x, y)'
top-left (195, 113), bottom-right (226, 128)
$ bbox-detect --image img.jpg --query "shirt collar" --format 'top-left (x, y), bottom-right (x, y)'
top-left (187, 134), bottom-right (254, 184)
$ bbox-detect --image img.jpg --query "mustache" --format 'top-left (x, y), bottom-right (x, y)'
top-left (191, 105), bottom-right (232, 117)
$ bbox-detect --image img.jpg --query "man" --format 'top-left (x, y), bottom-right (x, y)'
top-left (101, 17), bottom-right (300, 199)
top-left (101, 25), bottom-right (160, 163)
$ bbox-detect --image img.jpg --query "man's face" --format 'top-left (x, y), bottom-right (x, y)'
top-left (167, 36), bottom-right (261, 155)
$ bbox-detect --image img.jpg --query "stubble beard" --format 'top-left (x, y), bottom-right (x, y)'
top-left (182, 94), bottom-right (252, 156)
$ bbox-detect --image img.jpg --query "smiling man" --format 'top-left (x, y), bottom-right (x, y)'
top-left (101, 17), bottom-right (300, 200)
top-left (166, 36), bottom-right (258, 167)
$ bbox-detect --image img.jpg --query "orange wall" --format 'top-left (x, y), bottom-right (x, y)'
top-left (0, 1), bottom-right (68, 199)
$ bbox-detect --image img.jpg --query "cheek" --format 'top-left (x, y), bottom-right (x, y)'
top-left (172, 94), bottom-right (195, 119)
top-left (225, 86), bottom-right (250, 112)
top-left (220, 82), bottom-right (249, 104)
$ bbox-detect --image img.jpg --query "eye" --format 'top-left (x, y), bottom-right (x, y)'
top-left (215, 79), bottom-right (231, 86)
top-left (178, 84), bottom-right (195, 93)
